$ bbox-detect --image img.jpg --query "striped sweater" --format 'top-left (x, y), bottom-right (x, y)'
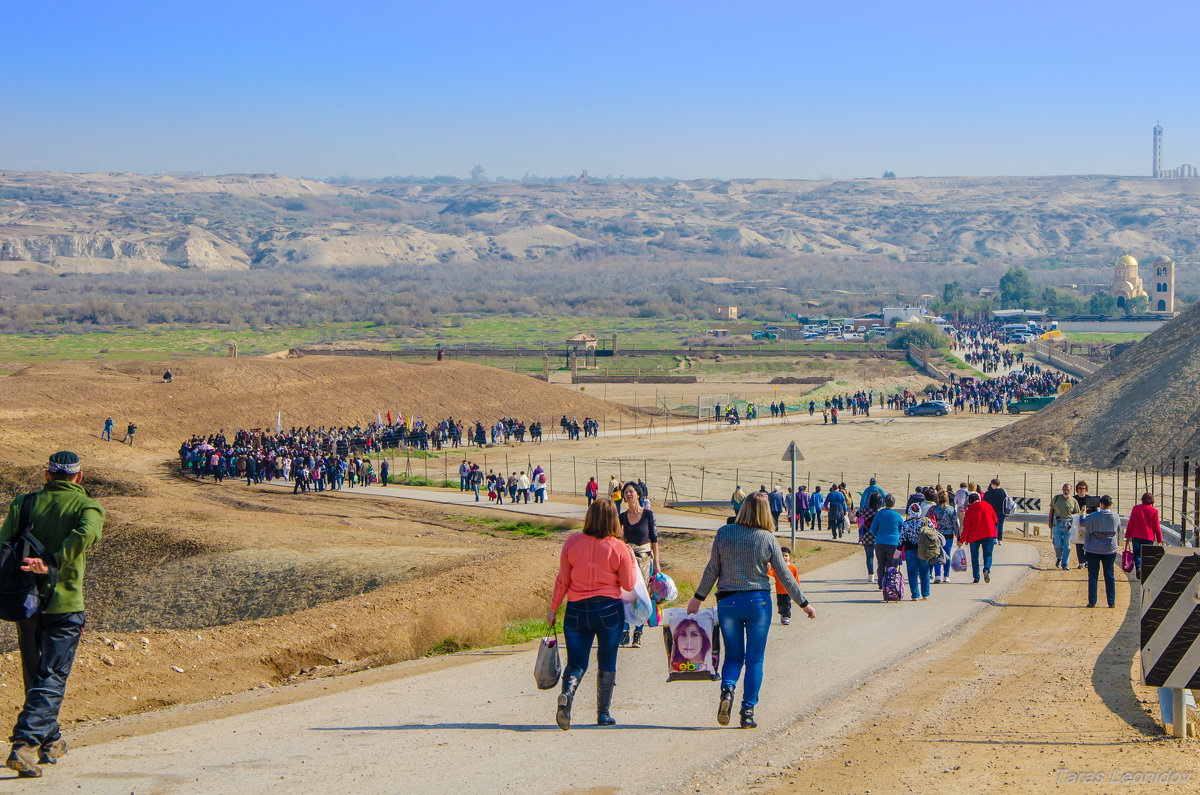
top-left (695, 523), bottom-right (809, 607)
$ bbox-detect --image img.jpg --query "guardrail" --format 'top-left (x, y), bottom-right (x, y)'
top-left (1032, 342), bottom-right (1098, 378)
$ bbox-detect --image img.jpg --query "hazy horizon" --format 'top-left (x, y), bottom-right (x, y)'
top-left (5, 1), bottom-right (1200, 180)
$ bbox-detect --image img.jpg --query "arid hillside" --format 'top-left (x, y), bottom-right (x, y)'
top-left (949, 299), bottom-right (1200, 468)
top-left (3, 170), bottom-right (1200, 275)
top-left (0, 356), bottom-right (634, 464)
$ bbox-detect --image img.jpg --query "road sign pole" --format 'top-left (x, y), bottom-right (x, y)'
top-left (780, 441), bottom-right (804, 549)
top-left (791, 450), bottom-right (797, 550)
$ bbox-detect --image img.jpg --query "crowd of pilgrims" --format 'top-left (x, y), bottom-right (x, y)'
top-left (178, 413), bottom-right (599, 487)
top-left (951, 321), bottom-right (1025, 373)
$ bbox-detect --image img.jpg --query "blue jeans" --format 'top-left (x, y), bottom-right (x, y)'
top-left (472, 483), bottom-right (480, 501)
top-left (863, 544), bottom-right (875, 575)
top-left (933, 534), bottom-right (955, 578)
top-left (969, 538), bottom-right (995, 582)
top-left (996, 515), bottom-right (1006, 542)
top-left (717, 591), bottom-right (773, 709)
top-left (905, 549), bottom-right (931, 598)
top-left (562, 596), bottom-right (623, 675)
top-left (1131, 538), bottom-right (1149, 572)
top-left (12, 611), bottom-right (85, 748)
top-left (1052, 520), bottom-right (1072, 568)
top-left (1087, 552), bottom-right (1116, 607)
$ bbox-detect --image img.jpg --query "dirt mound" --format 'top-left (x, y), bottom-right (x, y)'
top-left (0, 356), bottom-right (635, 462)
top-left (950, 302), bottom-right (1200, 468)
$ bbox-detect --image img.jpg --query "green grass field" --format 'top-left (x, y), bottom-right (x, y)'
top-left (0, 322), bottom-right (382, 362)
top-left (0, 315), bottom-right (875, 364)
top-left (1061, 332), bottom-right (1148, 344)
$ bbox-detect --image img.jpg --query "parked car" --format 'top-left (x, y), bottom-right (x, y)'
top-left (904, 400), bottom-right (951, 417)
top-left (1007, 395), bottom-right (1056, 414)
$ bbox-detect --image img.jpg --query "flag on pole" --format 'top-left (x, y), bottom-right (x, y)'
top-left (277, 412), bottom-right (282, 434)
top-left (387, 410), bottom-right (392, 425)
top-left (377, 410), bottom-right (383, 427)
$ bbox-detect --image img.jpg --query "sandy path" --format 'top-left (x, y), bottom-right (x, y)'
top-left (751, 543), bottom-right (1200, 795)
top-left (25, 544), bottom-right (1036, 793)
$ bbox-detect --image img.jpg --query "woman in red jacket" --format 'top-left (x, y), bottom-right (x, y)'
top-left (958, 492), bottom-right (998, 584)
top-left (1125, 492), bottom-right (1163, 580)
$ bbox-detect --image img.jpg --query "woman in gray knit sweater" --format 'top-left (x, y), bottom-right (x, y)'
top-left (688, 492), bottom-right (815, 728)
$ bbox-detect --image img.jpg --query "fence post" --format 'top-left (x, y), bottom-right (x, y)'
top-left (1194, 464), bottom-right (1200, 548)
top-left (574, 457), bottom-right (578, 497)
top-left (700, 467), bottom-right (705, 502)
top-left (1181, 457), bottom-right (1189, 542)
top-left (549, 454), bottom-right (553, 496)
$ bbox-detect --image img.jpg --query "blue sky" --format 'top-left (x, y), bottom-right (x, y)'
top-left (4, 1), bottom-right (1199, 179)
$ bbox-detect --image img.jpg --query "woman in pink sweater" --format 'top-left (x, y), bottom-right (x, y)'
top-left (1125, 493), bottom-right (1163, 579)
top-left (547, 498), bottom-right (637, 730)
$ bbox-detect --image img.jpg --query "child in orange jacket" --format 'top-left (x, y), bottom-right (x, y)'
top-left (768, 547), bottom-right (799, 625)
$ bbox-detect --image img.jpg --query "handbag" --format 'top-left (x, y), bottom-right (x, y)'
top-left (1121, 542), bottom-right (1135, 574)
top-left (533, 632), bottom-right (562, 690)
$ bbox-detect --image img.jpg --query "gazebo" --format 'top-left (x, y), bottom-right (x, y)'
top-left (566, 333), bottom-right (598, 367)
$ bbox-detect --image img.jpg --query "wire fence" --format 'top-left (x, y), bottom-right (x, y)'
top-left (374, 448), bottom-right (1200, 544)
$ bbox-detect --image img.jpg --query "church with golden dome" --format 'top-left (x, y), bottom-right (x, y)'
top-left (1110, 253), bottom-right (1175, 313)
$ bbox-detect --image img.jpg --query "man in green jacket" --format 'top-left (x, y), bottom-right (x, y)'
top-left (2, 451), bottom-right (104, 778)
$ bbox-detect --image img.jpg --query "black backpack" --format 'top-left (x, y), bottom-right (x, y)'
top-left (0, 494), bottom-right (58, 622)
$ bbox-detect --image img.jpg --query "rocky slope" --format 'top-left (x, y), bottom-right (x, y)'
top-left (3, 170), bottom-right (1200, 273)
top-left (948, 298), bottom-right (1200, 468)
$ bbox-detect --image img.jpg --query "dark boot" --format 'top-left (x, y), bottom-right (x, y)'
top-left (740, 706), bottom-right (757, 729)
top-left (596, 671), bottom-right (617, 726)
top-left (556, 668), bottom-right (582, 731)
top-left (631, 627), bottom-right (642, 648)
top-left (717, 685), bottom-right (735, 726)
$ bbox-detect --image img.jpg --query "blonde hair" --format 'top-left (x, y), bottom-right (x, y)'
top-left (734, 492), bottom-right (773, 531)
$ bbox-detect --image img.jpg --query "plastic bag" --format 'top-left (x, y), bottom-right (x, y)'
top-left (533, 635), bottom-right (561, 690)
top-left (661, 607), bottom-right (720, 681)
top-left (649, 571), bottom-right (678, 602)
top-left (1069, 514), bottom-right (1085, 546)
top-left (621, 573), bottom-right (653, 625)
top-left (950, 546), bottom-right (967, 572)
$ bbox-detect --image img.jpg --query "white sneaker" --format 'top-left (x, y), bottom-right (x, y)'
top-left (933, 577), bottom-right (941, 584)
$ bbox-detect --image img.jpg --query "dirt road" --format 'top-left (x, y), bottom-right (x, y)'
top-left (25, 544), bottom-right (1036, 793)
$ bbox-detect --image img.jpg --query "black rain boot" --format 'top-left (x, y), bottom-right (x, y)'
top-left (717, 685), bottom-right (735, 726)
top-left (556, 668), bottom-right (582, 731)
top-left (740, 705), bottom-right (757, 729)
top-left (596, 671), bottom-right (617, 726)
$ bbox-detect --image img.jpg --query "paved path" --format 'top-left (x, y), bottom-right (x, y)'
top-left (268, 479), bottom-right (861, 544)
top-left (29, 543), bottom-right (1037, 793)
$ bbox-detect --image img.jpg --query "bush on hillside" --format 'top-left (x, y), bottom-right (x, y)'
top-left (887, 322), bottom-right (949, 351)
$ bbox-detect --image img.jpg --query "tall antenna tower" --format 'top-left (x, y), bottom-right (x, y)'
top-left (1153, 122), bottom-right (1164, 178)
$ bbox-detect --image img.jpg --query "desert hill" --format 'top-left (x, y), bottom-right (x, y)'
top-left (948, 300), bottom-right (1200, 468)
top-left (0, 356), bottom-right (633, 466)
top-left (3, 170), bottom-right (1200, 275)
